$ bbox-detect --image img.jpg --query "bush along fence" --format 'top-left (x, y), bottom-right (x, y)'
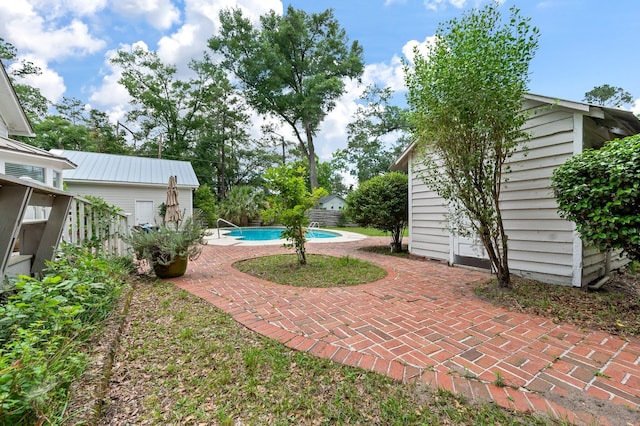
top-left (0, 242), bottom-right (131, 425)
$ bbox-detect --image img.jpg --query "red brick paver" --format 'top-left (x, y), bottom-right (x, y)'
top-left (172, 237), bottom-right (640, 425)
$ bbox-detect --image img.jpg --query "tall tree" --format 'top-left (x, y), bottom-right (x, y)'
top-left (191, 56), bottom-right (278, 198)
top-left (405, 2), bottom-right (539, 288)
top-left (583, 84), bottom-right (633, 108)
top-left (334, 85), bottom-right (411, 183)
top-left (30, 116), bottom-right (92, 151)
top-left (85, 109), bottom-right (132, 154)
top-left (111, 47), bottom-right (205, 159)
top-left (0, 38), bottom-right (49, 123)
top-left (209, 6), bottom-right (364, 189)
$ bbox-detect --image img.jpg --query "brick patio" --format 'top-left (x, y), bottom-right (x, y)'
top-left (172, 237), bottom-right (640, 426)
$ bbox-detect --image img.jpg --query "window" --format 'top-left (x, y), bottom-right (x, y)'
top-left (5, 163), bottom-right (45, 183)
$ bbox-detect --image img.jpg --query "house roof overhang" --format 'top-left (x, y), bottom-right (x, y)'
top-left (0, 62), bottom-right (35, 137)
top-left (391, 93), bottom-right (640, 171)
top-left (0, 137), bottom-right (76, 170)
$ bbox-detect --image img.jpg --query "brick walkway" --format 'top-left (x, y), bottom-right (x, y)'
top-left (172, 237), bottom-right (640, 425)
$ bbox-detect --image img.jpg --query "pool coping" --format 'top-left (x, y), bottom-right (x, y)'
top-left (203, 227), bottom-right (367, 246)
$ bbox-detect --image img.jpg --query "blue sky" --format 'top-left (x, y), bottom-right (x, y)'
top-left (1, 0), bottom-right (639, 160)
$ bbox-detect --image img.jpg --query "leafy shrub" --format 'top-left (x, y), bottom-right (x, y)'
top-left (0, 243), bottom-right (128, 424)
top-left (194, 184), bottom-right (218, 227)
top-left (346, 172), bottom-right (408, 252)
top-left (551, 135), bottom-right (640, 261)
top-left (217, 186), bottom-right (265, 226)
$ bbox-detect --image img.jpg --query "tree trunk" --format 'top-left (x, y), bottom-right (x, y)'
top-left (305, 125), bottom-right (319, 189)
top-left (390, 226), bottom-right (403, 253)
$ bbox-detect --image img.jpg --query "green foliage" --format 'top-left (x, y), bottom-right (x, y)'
top-left (405, 2), bottom-right (539, 287)
top-left (125, 215), bottom-right (208, 268)
top-left (29, 102), bottom-right (132, 154)
top-left (551, 135), bottom-right (640, 261)
top-left (209, 6), bottom-right (364, 188)
top-left (217, 186), bottom-right (265, 226)
top-left (583, 84), bottom-right (633, 108)
top-left (193, 184), bottom-right (218, 227)
top-left (263, 165), bottom-right (328, 264)
top-left (334, 85), bottom-right (412, 184)
top-left (111, 47), bottom-right (196, 158)
top-left (0, 243), bottom-right (127, 424)
top-left (345, 172), bottom-right (408, 253)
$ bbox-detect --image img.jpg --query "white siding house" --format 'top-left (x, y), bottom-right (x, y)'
top-left (392, 94), bottom-right (640, 287)
top-left (51, 150), bottom-right (199, 227)
top-left (318, 194), bottom-right (346, 210)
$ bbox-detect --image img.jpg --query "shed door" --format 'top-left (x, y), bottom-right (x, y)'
top-left (452, 233), bottom-right (491, 270)
top-left (135, 201), bottom-right (154, 225)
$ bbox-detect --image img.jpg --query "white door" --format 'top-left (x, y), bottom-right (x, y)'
top-left (452, 231), bottom-right (491, 269)
top-left (453, 234), bottom-right (487, 258)
top-left (135, 201), bottom-right (154, 225)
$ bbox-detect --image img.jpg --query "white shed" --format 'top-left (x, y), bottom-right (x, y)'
top-left (318, 194), bottom-right (346, 210)
top-left (51, 150), bottom-right (199, 227)
top-left (392, 93), bottom-right (640, 287)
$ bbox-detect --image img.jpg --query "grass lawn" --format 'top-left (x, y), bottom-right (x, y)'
top-left (328, 226), bottom-right (409, 237)
top-left (96, 279), bottom-right (562, 425)
top-left (234, 254), bottom-right (387, 287)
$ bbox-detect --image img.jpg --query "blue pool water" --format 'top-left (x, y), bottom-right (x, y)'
top-left (224, 227), bottom-right (339, 241)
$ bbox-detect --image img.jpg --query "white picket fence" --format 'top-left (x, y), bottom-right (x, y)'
top-left (62, 196), bottom-right (130, 256)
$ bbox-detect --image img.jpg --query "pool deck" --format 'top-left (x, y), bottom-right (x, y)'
top-left (204, 228), bottom-right (367, 246)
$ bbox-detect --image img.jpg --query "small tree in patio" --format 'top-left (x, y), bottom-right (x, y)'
top-left (404, 2), bottom-right (539, 288)
top-left (263, 164), bottom-right (327, 265)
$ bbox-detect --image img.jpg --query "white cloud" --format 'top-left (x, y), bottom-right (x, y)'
top-left (632, 99), bottom-right (640, 116)
top-left (156, 0), bottom-right (282, 72)
top-left (401, 35), bottom-right (437, 65)
top-left (423, 0), bottom-right (467, 11)
top-left (26, 0), bottom-right (108, 17)
top-left (88, 48), bottom-right (134, 123)
top-left (111, 0), bottom-right (181, 30)
top-left (0, 2), bottom-right (106, 62)
top-left (9, 57), bottom-right (66, 103)
top-left (362, 56), bottom-right (406, 92)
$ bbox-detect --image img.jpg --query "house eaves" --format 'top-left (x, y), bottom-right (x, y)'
top-left (0, 62), bottom-right (34, 137)
top-left (0, 137), bottom-right (76, 169)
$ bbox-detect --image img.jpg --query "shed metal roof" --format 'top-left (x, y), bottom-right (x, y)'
top-left (51, 150), bottom-right (200, 188)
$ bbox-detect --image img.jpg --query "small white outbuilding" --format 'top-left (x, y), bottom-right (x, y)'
top-left (392, 93), bottom-right (640, 287)
top-left (51, 150), bottom-right (199, 227)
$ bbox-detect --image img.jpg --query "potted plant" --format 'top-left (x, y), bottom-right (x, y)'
top-left (126, 215), bottom-right (208, 278)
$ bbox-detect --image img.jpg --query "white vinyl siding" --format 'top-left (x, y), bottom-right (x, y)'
top-left (64, 182), bottom-right (194, 227)
top-left (500, 101), bottom-right (575, 284)
top-left (407, 156), bottom-right (450, 261)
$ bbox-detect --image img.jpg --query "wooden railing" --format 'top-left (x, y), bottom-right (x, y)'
top-left (1, 173), bottom-right (130, 281)
top-left (62, 196), bottom-right (130, 256)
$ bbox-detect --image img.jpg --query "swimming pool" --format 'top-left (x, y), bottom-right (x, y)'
top-left (223, 227), bottom-right (340, 241)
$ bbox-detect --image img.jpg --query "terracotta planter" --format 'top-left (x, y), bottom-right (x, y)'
top-left (153, 255), bottom-right (188, 278)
